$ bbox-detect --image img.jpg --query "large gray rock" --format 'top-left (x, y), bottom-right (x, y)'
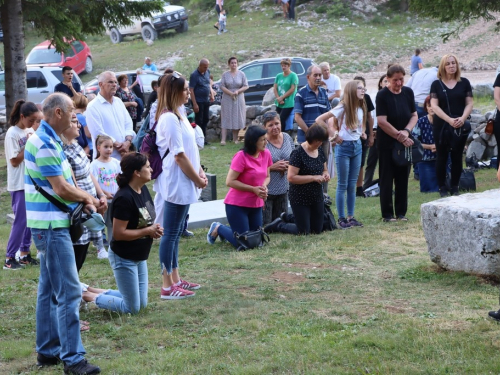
top-left (466, 140), bottom-right (486, 159)
top-left (262, 87), bottom-right (276, 106)
top-left (421, 189), bottom-right (500, 276)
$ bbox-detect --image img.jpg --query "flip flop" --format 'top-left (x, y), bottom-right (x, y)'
top-left (80, 320), bottom-right (90, 332)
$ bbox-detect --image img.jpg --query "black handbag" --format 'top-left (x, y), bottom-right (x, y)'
top-left (234, 228), bottom-right (270, 251)
top-left (392, 136), bottom-right (424, 166)
top-left (28, 175), bottom-right (85, 242)
top-left (446, 168), bottom-right (476, 192)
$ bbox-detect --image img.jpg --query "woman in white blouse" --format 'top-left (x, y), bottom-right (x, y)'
top-left (154, 72), bottom-right (208, 300)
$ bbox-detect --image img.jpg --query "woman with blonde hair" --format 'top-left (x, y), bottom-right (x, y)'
top-left (316, 81), bottom-right (367, 228)
top-left (430, 54), bottom-right (473, 197)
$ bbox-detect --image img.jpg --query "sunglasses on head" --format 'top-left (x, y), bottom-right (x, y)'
top-left (262, 111), bottom-right (278, 119)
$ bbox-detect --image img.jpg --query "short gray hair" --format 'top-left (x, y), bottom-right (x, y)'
top-left (318, 62), bottom-right (330, 69)
top-left (307, 64), bottom-right (320, 75)
top-left (98, 71), bottom-right (116, 84)
top-left (43, 93), bottom-right (71, 120)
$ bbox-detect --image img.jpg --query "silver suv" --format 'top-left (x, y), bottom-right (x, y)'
top-left (0, 66), bottom-right (83, 110)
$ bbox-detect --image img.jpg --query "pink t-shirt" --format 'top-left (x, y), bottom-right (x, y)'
top-left (224, 149), bottom-right (272, 208)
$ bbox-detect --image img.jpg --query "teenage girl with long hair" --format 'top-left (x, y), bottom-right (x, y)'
top-left (316, 80), bottom-right (367, 228)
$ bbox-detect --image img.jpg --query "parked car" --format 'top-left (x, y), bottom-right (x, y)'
top-left (26, 39), bottom-right (93, 75)
top-left (215, 57), bottom-right (314, 106)
top-left (84, 70), bottom-right (161, 104)
top-left (0, 66), bottom-right (84, 110)
top-left (106, 3), bottom-right (188, 44)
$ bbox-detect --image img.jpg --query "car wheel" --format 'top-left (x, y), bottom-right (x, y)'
top-left (176, 20), bottom-right (188, 33)
top-left (110, 28), bottom-right (123, 44)
top-left (141, 24), bottom-right (158, 42)
top-left (84, 57), bottom-right (93, 74)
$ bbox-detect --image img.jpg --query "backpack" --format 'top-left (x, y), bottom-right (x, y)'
top-left (133, 113), bottom-right (150, 151)
top-left (140, 109), bottom-right (174, 180)
top-left (322, 195), bottom-right (337, 231)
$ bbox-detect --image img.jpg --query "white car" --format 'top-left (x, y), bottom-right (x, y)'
top-left (106, 3), bottom-right (188, 44)
top-left (0, 66), bottom-right (84, 110)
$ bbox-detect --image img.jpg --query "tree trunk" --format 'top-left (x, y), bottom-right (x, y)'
top-left (1, 0), bottom-right (26, 122)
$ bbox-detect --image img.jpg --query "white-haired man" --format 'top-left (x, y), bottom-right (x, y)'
top-left (86, 71), bottom-right (135, 160)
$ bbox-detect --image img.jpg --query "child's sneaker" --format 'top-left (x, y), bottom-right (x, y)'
top-left (3, 258), bottom-right (24, 270)
top-left (178, 279), bottom-right (201, 290)
top-left (97, 248), bottom-right (108, 259)
top-left (19, 254), bottom-right (39, 266)
top-left (160, 285), bottom-right (195, 300)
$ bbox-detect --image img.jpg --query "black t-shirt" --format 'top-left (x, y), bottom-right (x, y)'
top-left (494, 74), bottom-right (500, 124)
top-left (110, 184), bottom-right (156, 261)
top-left (376, 86), bottom-right (416, 149)
top-left (429, 78), bottom-right (473, 128)
top-left (289, 145), bottom-right (326, 206)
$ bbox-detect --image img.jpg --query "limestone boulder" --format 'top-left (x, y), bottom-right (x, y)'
top-left (473, 84), bottom-right (494, 98)
top-left (466, 140), bottom-right (486, 159)
top-left (262, 87), bottom-right (276, 106)
top-left (421, 189), bottom-right (500, 277)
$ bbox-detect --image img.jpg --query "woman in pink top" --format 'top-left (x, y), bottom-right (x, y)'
top-left (207, 126), bottom-right (272, 248)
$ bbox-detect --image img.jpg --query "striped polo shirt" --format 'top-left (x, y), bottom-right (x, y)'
top-left (24, 121), bottom-right (78, 229)
top-left (294, 84), bottom-right (331, 143)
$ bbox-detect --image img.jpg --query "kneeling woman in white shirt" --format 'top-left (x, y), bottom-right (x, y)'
top-left (316, 81), bottom-right (367, 229)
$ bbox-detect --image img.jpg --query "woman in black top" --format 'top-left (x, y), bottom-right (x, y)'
top-left (287, 123), bottom-right (330, 234)
top-left (84, 153), bottom-right (164, 314)
top-left (492, 73), bottom-right (500, 170)
top-left (376, 64), bottom-right (418, 222)
top-left (430, 54), bottom-right (474, 196)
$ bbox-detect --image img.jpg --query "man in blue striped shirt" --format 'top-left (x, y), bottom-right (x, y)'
top-left (25, 93), bottom-right (101, 375)
top-left (294, 65), bottom-right (331, 143)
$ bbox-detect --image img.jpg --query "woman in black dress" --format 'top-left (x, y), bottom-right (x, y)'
top-left (430, 54), bottom-right (473, 196)
top-left (375, 64), bottom-right (418, 222)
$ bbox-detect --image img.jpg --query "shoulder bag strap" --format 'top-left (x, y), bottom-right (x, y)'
top-left (27, 171), bottom-right (71, 214)
top-left (437, 80), bottom-right (452, 116)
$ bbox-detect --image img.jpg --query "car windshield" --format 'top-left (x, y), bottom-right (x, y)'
top-left (139, 73), bottom-right (159, 86)
top-left (26, 48), bottom-right (62, 64)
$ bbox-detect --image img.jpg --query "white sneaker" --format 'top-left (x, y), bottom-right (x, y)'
top-left (97, 248), bottom-right (108, 259)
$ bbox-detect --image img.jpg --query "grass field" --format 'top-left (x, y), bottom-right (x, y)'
top-left (2, 3), bottom-right (500, 374)
top-left (1, 138), bottom-right (500, 374)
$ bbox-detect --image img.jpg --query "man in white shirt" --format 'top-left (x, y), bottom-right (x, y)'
top-left (86, 71), bottom-right (135, 160)
top-left (319, 62), bottom-right (341, 106)
top-left (406, 66), bottom-right (438, 118)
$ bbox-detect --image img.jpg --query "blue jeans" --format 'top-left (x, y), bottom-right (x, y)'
top-left (218, 204), bottom-right (263, 248)
top-left (95, 249), bottom-right (148, 314)
top-left (32, 226), bottom-right (85, 366)
top-left (159, 201), bottom-right (190, 274)
top-left (335, 140), bottom-right (362, 218)
top-left (417, 160), bottom-right (439, 193)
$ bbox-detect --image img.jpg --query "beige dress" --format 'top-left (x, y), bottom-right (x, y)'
top-left (220, 70), bottom-right (248, 130)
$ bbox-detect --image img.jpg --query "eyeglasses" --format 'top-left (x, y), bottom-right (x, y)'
top-left (357, 87), bottom-right (366, 91)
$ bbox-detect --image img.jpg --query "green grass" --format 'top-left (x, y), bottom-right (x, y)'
top-left (2, 138), bottom-right (500, 374)
top-left (2, 6), bottom-right (500, 373)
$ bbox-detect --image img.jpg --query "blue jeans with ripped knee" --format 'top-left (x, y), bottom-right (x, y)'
top-left (159, 201), bottom-right (190, 275)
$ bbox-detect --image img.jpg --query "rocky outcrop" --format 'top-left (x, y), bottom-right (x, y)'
top-left (205, 104), bottom-right (274, 142)
top-left (421, 189), bottom-right (500, 277)
top-left (466, 108), bottom-right (497, 161)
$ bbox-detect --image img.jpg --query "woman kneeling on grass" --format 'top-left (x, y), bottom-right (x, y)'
top-left (316, 80), bottom-right (367, 229)
top-left (82, 153), bottom-right (163, 314)
top-left (207, 126), bottom-right (272, 247)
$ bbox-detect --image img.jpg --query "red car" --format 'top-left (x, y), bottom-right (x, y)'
top-left (26, 39), bottom-right (93, 75)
